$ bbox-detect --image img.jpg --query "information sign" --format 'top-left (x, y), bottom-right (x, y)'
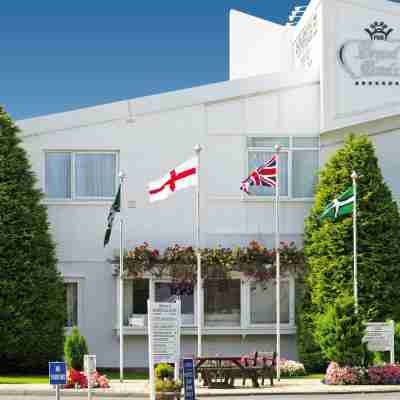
top-left (363, 320), bottom-right (394, 363)
top-left (49, 362), bottom-right (67, 385)
top-left (183, 358), bottom-right (196, 400)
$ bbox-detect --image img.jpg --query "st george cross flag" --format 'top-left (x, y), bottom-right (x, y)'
top-left (320, 186), bottom-right (354, 221)
top-left (240, 155), bottom-right (277, 194)
top-left (148, 157), bottom-right (198, 203)
top-left (104, 184), bottom-right (121, 247)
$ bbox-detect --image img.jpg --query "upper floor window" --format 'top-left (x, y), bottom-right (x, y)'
top-left (45, 151), bottom-right (117, 200)
top-left (65, 282), bottom-right (78, 327)
top-left (247, 137), bottom-right (319, 198)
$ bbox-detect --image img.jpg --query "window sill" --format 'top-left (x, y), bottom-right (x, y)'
top-left (115, 325), bottom-right (296, 336)
top-left (43, 200), bottom-right (112, 206)
top-left (208, 195), bottom-right (314, 203)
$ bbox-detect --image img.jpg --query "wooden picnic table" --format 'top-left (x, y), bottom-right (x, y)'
top-left (195, 354), bottom-right (275, 388)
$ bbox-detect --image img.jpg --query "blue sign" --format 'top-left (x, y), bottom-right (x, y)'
top-left (49, 362), bottom-right (67, 385)
top-left (183, 358), bottom-right (195, 400)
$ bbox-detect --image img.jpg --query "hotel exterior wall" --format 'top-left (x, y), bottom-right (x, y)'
top-left (19, 79), bottom-right (320, 367)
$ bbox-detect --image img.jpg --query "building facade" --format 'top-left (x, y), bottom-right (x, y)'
top-left (17, 0), bottom-right (400, 367)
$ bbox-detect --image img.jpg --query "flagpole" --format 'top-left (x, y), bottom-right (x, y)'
top-left (119, 171), bottom-right (126, 382)
top-left (194, 144), bottom-right (203, 359)
top-left (274, 144), bottom-right (281, 381)
top-left (351, 170), bottom-right (358, 313)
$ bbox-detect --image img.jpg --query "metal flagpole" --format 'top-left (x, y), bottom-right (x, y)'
top-left (119, 171), bottom-right (126, 382)
top-left (194, 144), bottom-right (203, 358)
top-left (274, 144), bottom-right (281, 381)
top-left (351, 171), bottom-right (358, 313)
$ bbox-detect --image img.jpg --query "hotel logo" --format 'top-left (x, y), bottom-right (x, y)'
top-left (338, 21), bottom-right (400, 84)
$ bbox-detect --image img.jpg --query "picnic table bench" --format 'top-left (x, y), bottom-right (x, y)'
top-left (195, 352), bottom-right (276, 388)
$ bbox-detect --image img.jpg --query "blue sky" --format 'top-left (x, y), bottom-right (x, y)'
top-left (1, 0), bottom-right (307, 120)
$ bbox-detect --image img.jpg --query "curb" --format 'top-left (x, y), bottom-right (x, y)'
top-left (2, 387), bottom-right (400, 398)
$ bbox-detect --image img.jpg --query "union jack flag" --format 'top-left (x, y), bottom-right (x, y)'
top-left (240, 155), bottom-right (277, 195)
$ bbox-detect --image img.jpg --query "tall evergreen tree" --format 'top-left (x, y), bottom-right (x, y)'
top-left (298, 134), bottom-right (400, 370)
top-left (0, 107), bottom-right (66, 372)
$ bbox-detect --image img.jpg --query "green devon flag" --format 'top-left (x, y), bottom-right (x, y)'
top-left (320, 186), bottom-right (355, 221)
top-left (104, 184), bottom-right (121, 247)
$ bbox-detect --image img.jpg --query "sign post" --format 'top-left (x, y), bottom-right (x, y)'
top-left (84, 355), bottom-right (96, 400)
top-left (148, 299), bottom-right (181, 400)
top-left (49, 361), bottom-right (67, 400)
top-left (363, 320), bottom-right (395, 363)
top-left (183, 358), bottom-right (196, 400)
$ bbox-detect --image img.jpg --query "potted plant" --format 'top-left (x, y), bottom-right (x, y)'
top-left (155, 363), bottom-right (182, 400)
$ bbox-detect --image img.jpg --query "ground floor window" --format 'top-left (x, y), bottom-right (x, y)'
top-left (123, 275), bottom-right (294, 330)
top-left (204, 280), bottom-right (241, 327)
top-left (249, 280), bottom-right (290, 324)
top-left (65, 282), bottom-right (78, 327)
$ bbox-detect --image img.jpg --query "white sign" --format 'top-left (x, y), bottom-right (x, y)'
top-left (148, 300), bottom-right (181, 400)
top-left (129, 316), bottom-right (145, 327)
top-left (362, 320), bottom-right (395, 363)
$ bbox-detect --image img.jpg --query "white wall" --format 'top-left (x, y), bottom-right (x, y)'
top-left (229, 9), bottom-right (292, 80)
top-left (18, 75), bottom-right (320, 366)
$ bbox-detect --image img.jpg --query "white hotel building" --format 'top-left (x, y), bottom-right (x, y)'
top-left (18, 0), bottom-right (400, 368)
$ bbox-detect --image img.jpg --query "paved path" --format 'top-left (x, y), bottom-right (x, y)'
top-left (1, 378), bottom-right (400, 397)
top-left (3, 393), bottom-right (400, 400)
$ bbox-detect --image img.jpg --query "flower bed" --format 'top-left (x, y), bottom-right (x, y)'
top-left (324, 362), bottom-right (400, 385)
top-left (63, 368), bottom-right (110, 389)
top-left (280, 359), bottom-right (306, 377)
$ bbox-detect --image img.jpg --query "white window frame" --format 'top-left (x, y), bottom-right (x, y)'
top-left (203, 275), bottom-right (242, 328)
top-left (246, 136), bottom-right (319, 201)
top-left (44, 150), bottom-right (119, 201)
top-left (64, 277), bottom-right (85, 332)
top-left (243, 275), bottom-right (296, 329)
top-left (150, 278), bottom-right (198, 328)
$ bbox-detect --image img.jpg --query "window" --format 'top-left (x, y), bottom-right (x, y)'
top-left (45, 151), bottom-right (117, 200)
top-left (133, 279), bottom-right (149, 315)
top-left (204, 280), bottom-right (241, 327)
top-left (249, 280), bottom-right (289, 324)
top-left (247, 137), bottom-right (319, 198)
top-left (155, 282), bottom-right (194, 325)
top-left (65, 282), bottom-right (78, 327)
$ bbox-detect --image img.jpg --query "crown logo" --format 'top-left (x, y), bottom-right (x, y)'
top-left (365, 21), bottom-right (393, 41)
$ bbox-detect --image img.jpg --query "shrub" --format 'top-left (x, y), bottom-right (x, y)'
top-left (155, 363), bottom-right (174, 380)
top-left (325, 362), bottom-right (366, 385)
top-left (395, 322), bottom-right (400, 363)
top-left (64, 368), bottom-right (110, 389)
top-left (0, 107), bottom-right (66, 372)
top-left (368, 365), bottom-right (400, 385)
top-left (300, 134), bottom-right (400, 371)
top-left (315, 293), bottom-right (366, 367)
top-left (280, 360), bottom-right (306, 377)
top-left (64, 326), bottom-right (89, 371)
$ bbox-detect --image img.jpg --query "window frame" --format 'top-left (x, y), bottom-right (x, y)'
top-left (44, 150), bottom-right (119, 201)
top-left (64, 277), bottom-right (85, 331)
top-left (246, 136), bottom-right (319, 201)
top-left (244, 275), bottom-right (296, 329)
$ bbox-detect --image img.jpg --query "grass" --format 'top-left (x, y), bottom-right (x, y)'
top-left (99, 370), bottom-right (149, 380)
top-left (0, 375), bottom-right (49, 384)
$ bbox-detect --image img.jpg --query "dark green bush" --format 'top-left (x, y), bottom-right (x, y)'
top-left (64, 326), bottom-right (89, 370)
top-left (0, 107), bottom-right (66, 372)
top-left (315, 293), bottom-right (365, 367)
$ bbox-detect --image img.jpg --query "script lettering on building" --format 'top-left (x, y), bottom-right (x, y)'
top-left (338, 21), bottom-right (400, 83)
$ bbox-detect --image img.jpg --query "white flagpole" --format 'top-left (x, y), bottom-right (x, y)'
top-left (274, 144), bottom-right (281, 381)
top-left (119, 171), bottom-right (126, 382)
top-left (351, 171), bottom-right (358, 313)
top-left (194, 144), bottom-right (203, 358)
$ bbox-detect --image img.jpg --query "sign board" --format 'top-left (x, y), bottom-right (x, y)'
top-left (49, 361), bottom-right (67, 385)
top-left (148, 301), bottom-right (180, 364)
top-left (148, 299), bottom-right (181, 400)
top-left (129, 316), bottom-right (145, 327)
top-left (84, 355), bottom-right (96, 374)
top-left (183, 358), bottom-right (196, 400)
top-left (363, 320), bottom-right (395, 363)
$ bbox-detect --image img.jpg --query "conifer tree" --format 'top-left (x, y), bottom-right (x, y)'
top-left (298, 134), bottom-right (400, 369)
top-left (0, 107), bottom-right (66, 372)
